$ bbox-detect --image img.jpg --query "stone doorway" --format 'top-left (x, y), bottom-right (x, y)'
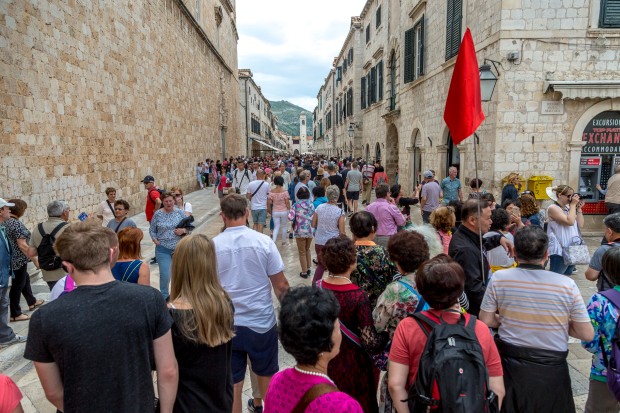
top-left (386, 124), bottom-right (399, 183)
top-left (446, 133), bottom-right (460, 177)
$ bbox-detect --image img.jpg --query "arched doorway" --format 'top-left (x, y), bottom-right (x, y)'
top-left (386, 124), bottom-right (399, 183)
top-left (375, 142), bottom-right (381, 163)
top-left (411, 129), bottom-right (422, 186)
top-left (446, 134), bottom-right (460, 177)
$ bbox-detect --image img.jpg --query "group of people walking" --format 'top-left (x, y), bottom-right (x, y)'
top-left (2, 152), bottom-right (620, 413)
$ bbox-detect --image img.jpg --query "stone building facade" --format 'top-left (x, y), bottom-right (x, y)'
top-left (238, 69), bottom-right (278, 157)
top-left (313, 0), bottom-right (620, 221)
top-left (1, 0), bottom-right (241, 227)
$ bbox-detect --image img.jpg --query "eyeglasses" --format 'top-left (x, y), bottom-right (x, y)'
top-left (114, 208), bottom-right (125, 211)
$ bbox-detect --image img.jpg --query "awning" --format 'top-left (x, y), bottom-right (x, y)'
top-left (250, 138), bottom-right (281, 152)
top-left (543, 80), bottom-right (620, 100)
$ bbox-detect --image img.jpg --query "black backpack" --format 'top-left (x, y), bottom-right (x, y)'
top-left (408, 311), bottom-right (498, 413)
top-left (37, 222), bottom-right (68, 271)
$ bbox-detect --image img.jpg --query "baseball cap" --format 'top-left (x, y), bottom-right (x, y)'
top-left (0, 198), bottom-right (15, 208)
top-left (423, 170), bottom-right (433, 178)
top-left (141, 175), bottom-right (155, 183)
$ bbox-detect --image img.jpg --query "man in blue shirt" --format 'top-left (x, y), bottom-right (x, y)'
top-left (441, 166), bottom-right (463, 205)
top-left (0, 198), bottom-right (26, 348)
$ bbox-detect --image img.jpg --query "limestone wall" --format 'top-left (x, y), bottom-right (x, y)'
top-left (1, 0), bottom-right (241, 228)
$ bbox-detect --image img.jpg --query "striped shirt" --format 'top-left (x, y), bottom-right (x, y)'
top-left (480, 266), bottom-right (589, 352)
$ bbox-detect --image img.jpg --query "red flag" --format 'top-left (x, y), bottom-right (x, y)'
top-left (443, 28), bottom-right (485, 145)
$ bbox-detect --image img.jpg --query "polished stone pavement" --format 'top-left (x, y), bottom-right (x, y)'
top-left (0, 187), bottom-right (605, 411)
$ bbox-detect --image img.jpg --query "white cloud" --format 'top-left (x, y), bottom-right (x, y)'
top-left (236, 0), bottom-right (366, 111)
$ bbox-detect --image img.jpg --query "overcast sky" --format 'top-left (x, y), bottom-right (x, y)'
top-left (236, 0), bottom-right (365, 111)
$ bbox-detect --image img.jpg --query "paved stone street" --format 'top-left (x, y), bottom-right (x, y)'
top-left (0, 188), bottom-right (607, 412)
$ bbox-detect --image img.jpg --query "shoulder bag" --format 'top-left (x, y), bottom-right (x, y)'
top-left (291, 383), bottom-right (338, 413)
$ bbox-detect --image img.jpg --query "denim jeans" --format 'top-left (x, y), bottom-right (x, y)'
top-left (0, 287), bottom-right (15, 343)
top-left (155, 245), bottom-right (174, 299)
top-left (549, 254), bottom-right (575, 275)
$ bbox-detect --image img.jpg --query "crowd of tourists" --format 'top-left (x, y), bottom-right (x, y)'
top-left (1, 153), bottom-right (620, 413)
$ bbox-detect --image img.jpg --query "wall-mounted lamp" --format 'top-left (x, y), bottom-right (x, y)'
top-left (347, 123), bottom-right (355, 138)
top-left (480, 59), bottom-right (501, 101)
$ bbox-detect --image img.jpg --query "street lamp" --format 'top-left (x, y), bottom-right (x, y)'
top-left (347, 123), bottom-right (355, 138)
top-left (479, 59), bottom-right (500, 101)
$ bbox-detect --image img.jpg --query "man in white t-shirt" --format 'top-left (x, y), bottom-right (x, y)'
top-left (479, 226), bottom-right (593, 413)
top-left (213, 195), bottom-right (289, 413)
top-left (232, 160), bottom-right (253, 195)
top-left (246, 170), bottom-right (270, 233)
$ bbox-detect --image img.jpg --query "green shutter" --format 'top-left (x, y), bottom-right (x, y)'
top-left (419, 16), bottom-right (425, 75)
top-left (361, 77), bottom-right (366, 109)
top-left (370, 67), bottom-right (377, 104)
top-left (601, 0), bottom-right (620, 27)
top-left (445, 0), bottom-right (454, 60)
top-left (378, 61), bottom-right (384, 100)
top-left (404, 28), bottom-right (414, 83)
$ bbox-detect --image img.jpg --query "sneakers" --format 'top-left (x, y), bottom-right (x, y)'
top-left (300, 271), bottom-right (309, 279)
top-left (150, 257), bottom-right (157, 265)
top-left (288, 232), bottom-right (294, 239)
top-left (0, 335), bottom-right (27, 349)
top-left (247, 399), bottom-right (263, 413)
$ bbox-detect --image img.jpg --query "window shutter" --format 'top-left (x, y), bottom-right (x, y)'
top-left (349, 48), bottom-right (354, 63)
top-left (419, 16), bottom-right (425, 75)
top-left (367, 73), bottom-right (372, 105)
top-left (378, 61), bottom-right (384, 100)
top-left (601, 0), bottom-right (620, 27)
top-left (445, 0), bottom-right (455, 60)
top-left (404, 28), bottom-right (414, 83)
top-left (347, 88), bottom-right (353, 116)
top-left (361, 77), bottom-right (366, 109)
top-left (452, 0), bottom-right (463, 57)
top-left (370, 67), bottom-right (377, 104)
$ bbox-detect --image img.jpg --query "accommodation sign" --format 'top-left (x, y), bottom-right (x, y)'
top-left (582, 111), bottom-right (620, 154)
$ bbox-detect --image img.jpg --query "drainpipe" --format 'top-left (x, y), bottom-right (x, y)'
top-left (245, 79), bottom-right (250, 157)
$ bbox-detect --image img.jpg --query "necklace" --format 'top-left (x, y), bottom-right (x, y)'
top-left (327, 275), bottom-right (352, 283)
top-left (294, 366), bottom-right (334, 384)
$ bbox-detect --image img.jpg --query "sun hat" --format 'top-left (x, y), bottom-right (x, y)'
top-left (545, 186), bottom-right (558, 202)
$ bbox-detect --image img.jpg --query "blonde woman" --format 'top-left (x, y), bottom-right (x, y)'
top-left (169, 234), bottom-right (235, 412)
top-left (171, 187), bottom-right (192, 217)
top-left (546, 185), bottom-right (584, 275)
top-left (501, 173), bottom-right (520, 205)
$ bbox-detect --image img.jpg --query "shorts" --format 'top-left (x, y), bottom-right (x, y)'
top-left (346, 191), bottom-right (360, 200)
top-left (231, 325), bottom-right (279, 383)
top-left (251, 209), bottom-right (267, 225)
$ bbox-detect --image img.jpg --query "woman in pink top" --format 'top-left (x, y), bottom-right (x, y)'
top-left (429, 206), bottom-right (456, 255)
top-left (267, 175), bottom-right (291, 245)
top-left (264, 287), bottom-right (362, 413)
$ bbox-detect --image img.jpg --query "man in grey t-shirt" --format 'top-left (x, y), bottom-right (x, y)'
top-left (420, 170), bottom-right (442, 224)
top-left (345, 161), bottom-right (363, 215)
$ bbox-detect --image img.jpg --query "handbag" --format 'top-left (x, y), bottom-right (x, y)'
top-left (562, 235), bottom-right (590, 265)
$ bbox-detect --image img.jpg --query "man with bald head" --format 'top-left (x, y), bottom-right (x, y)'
top-left (246, 169), bottom-right (270, 233)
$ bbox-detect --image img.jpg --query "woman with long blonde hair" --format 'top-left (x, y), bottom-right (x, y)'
top-left (169, 234), bottom-right (234, 412)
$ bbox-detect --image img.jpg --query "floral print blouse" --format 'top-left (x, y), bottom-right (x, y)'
top-left (2, 217), bottom-right (31, 269)
top-left (350, 241), bottom-right (398, 308)
top-left (290, 200), bottom-right (314, 238)
top-left (582, 288), bottom-right (620, 381)
top-left (373, 274), bottom-right (423, 340)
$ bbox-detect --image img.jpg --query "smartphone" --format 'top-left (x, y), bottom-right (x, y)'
top-left (78, 212), bottom-right (88, 221)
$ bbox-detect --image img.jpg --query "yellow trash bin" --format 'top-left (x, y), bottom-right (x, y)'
top-left (527, 176), bottom-right (553, 200)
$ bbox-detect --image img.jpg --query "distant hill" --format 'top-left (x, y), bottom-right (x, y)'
top-left (270, 100), bottom-right (313, 137)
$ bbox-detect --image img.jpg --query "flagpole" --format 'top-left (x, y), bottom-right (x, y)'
top-left (473, 132), bottom-right (486, 286)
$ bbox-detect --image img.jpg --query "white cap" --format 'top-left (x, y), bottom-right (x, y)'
top-left (0, 198), bottom-right (15, 208)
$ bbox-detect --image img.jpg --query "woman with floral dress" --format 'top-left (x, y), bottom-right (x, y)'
top-left (582, 246), bottom-right (620, 412)
top-left (348, 211), bottom-right (398, 308)
top-left (289, 186), bottom-right (315, 279)
top-left (373, 230), bottom-right (430, 413)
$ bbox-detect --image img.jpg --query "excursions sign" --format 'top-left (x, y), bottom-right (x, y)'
top-left (582, 111), bottom-right (620, 154)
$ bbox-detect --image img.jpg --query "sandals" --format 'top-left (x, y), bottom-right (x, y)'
top-left (10, 314), bottom-right (30, 322)
top-left (29, 299), bottom-right (44, 311)
top-left (300, 271), bottom-right (309, 279)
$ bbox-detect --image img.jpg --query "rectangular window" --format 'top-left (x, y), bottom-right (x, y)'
top-left (347, 88), bottom-right (353, 117)
top-left (319, 96), bottom-right (322, 110)
top-left (336, 66), bottom-right (342, 81)
top-left (601, 0), bottom-right (620, 28)
top-left (343, 58), bottom-right (348, 73)
top-left (370, 67), bottom-right (377, 104)
top-left (361, 77), bottom-right (367, 109)
top-left (405, 16), bottom-right (425, 83)
top-left (415, 17), bottom-right (425, 77)
top-left (319, 120), bottom-right (323, 137)
top-left (343, 94), bottom-right (347, 120)
top-left (377, 61), bottom-right (384, 100)
top-left (446, 0), bottom-right (463, 60)
top-left (326, 111), bottom-right (332, 129)
top-left (349, 48), bottom-right (354, 63)
top-left (376, 6), bottom-right (382, 28)
top-left (366, 24), bottom-right (371, 43)
top-left (366, 73), bottom-right (372, 106)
